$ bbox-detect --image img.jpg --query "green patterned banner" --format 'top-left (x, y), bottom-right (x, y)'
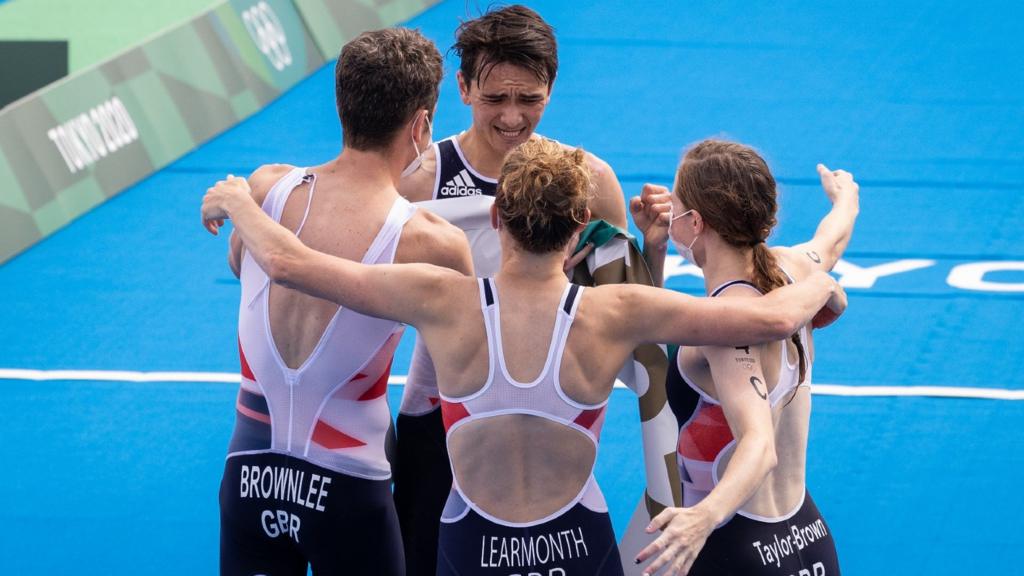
top-left (0, 0), bottom-right (439, 264)
top-left (292, 0), bottom-right (440, 59)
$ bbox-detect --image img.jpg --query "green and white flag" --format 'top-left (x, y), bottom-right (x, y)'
top-left (568, 221), bottom-right (682, 574)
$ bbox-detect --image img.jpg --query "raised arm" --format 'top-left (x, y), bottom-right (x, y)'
top-left (629, 183), bottom-right (673, 287)
top-left (636, 344), bottom-right (777, 574)
top-left (787, 164), bottom-right (859, 271)
top-left (202, 176), bottom-right (462, 328)
top-left (608, 270), bottom-right (842, 348)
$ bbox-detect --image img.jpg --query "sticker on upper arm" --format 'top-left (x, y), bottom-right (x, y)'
top-left (734, 346), bottom-right (756, 370)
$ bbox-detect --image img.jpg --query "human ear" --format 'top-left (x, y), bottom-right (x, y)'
top-left (457, 71), bottom-right (472, 105)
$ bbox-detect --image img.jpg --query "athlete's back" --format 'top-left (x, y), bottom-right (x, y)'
top-left (674, 273), bottom-right (813, 517)
top-left (221, 161), bottom-right (471, 576)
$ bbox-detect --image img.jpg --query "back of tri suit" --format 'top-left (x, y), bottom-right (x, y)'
top-left (669, 279), bottom-right (841, 576)
top-left (435, 278), bottom-right (623, 576)
top-left (221, 167), bottom-right (415, 576)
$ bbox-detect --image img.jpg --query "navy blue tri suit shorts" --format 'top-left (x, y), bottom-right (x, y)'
top-left (394, 408), bottom-right (453, 576)
top-left (437, 502), bottom-right (623, 576)
top-left (688, 490), bottom-right (840, 576)
top-left (219, 452), bottom-right (404, 576)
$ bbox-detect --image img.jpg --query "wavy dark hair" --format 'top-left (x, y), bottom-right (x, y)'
top-left (452, 4), bottom-right (558, 87)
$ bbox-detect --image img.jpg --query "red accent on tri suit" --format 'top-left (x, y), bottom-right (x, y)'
top-left (677, 403), bottom-right (733, 461)
top-left (440, 399), bottom-right (471, 432)
top-left (312, 420), bottom-right (367, 449)
top-left (573, 406), bottom-right (606, 432)
top-left (235, 396), bottom-right (271, 425)
top-left (238, 336), bottom-right (256, 381)
top-left (356, 358), bottom-right (393, 401)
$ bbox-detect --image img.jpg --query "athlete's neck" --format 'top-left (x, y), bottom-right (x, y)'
top-left (315, 145), bottom-right (407, 193)
top-left (700, 235), bottom-right (755, 295)
top-left (458, 127), bottom-right (516, 178)
top-left (496, 233), bottom-right (568, 288)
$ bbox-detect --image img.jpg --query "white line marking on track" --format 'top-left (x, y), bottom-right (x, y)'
top-left (2, 369), bottom-right (1022, 400)
top-left (810, 384), bottom-right (1024, 400)
top-left (0, 368), bottom-right (240, 383)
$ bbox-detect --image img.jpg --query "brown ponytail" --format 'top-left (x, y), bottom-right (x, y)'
top-left (676, 139), bottom-right (807, 384)
top-left (751, 242), bottom-right (807, 385)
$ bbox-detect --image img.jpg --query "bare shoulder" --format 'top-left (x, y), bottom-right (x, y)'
top-left (397, 208), bottom-right (473, 273)
top-left (771, 245), bottom-right (814, 281)
top-left (247, 163), bottom-right (294, 205)
top-left (398, 150), bottom-right (438, 202)
top-left (571, 284), bottom-right (635, 341)
top-left (584, 149), bottom-right (615, 179)
top-left (553, 144), bottom-right (626, 226)
top-left (552, 142), bottom-right (610, 177)
top-left (585, 282), bottom-right (630, 306)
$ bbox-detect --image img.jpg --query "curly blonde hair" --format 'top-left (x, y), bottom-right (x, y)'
top-left (495, 138), bottom-right (593, 253)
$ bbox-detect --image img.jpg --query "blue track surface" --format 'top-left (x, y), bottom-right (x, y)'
top-left (1, 1), bottom-right (1022, 574)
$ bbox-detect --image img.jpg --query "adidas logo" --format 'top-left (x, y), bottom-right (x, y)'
top-left (439, 169), bottom-right (484, 197)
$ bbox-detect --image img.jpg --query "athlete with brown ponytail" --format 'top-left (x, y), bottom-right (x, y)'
top-left (634, 139), bottom-right (859, 576)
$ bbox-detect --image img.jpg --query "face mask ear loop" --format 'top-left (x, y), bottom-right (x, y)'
top-left (669, 209), bottom-right (701, 264)
top-left (414, 110), bottom-right (432, 155)
top-left (401, 112), bottom-right (430, 179)
top-left (411, 113), bottom-right (423, 158)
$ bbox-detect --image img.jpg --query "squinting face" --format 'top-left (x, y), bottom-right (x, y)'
top-left (460, 62), bottom-right (551, 155)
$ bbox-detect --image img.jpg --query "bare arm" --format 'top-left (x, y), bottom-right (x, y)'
top-left (227, 164), bottom-right (291, 277)
top-left (203, 177), bottom-right (461, 328)
top-left (695, 344), bottom-right (777, 524)
top-left (787, 164), bottom-right (859, 271)
top-left (637, 344), bottom-right (777, 574)
top-left (609, 271), bottom-right (842, 348)
top-left (587, 152), bottom-right (629, 229)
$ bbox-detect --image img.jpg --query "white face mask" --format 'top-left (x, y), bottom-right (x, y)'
top-left (400, 113), bottom-right (431, 178)
top-left (668, 208), bottom-right (700, 263)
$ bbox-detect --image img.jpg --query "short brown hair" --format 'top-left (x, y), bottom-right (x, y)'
top-left (453, 5), bottom-right (558, 87)
top-left (496, 139), bottom-right (591, 253)
top-left (335, 28), bottom-right (443, 151)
